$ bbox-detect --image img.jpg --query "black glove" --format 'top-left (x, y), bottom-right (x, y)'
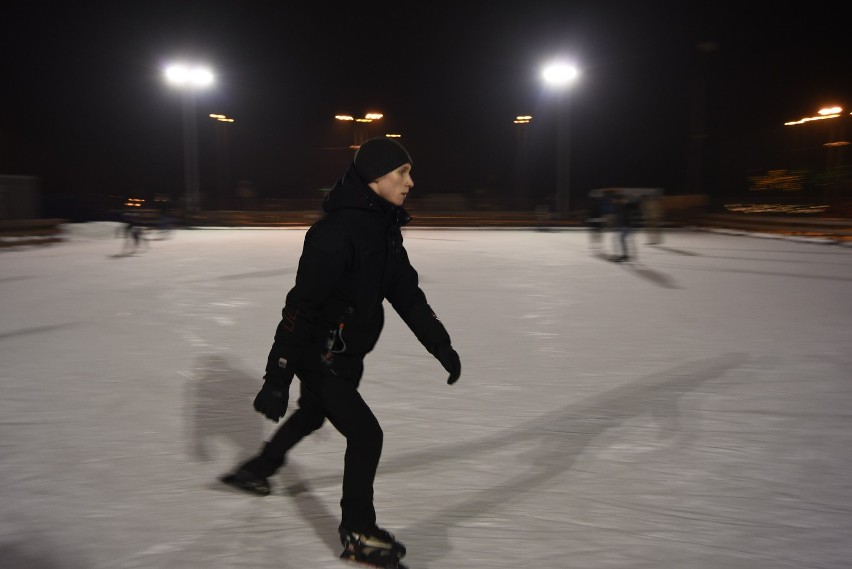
top-left (254, 331), bottom-right (298, 422)
top-left (434, 344), bottom-right (461, 385)
top-left (254, 351), bottom-right (294, 423)
top-left (253, 374), bottom-right (291, 422)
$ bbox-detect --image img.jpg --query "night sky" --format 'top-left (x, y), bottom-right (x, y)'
top-left (2, 1), bottom-right (849, 217)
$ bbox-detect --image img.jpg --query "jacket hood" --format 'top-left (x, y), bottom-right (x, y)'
top-left (323, 163), bottom-right (411, 226)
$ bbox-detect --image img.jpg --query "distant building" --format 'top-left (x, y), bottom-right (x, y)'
top-left (0, 175), bottom-right (41, 219)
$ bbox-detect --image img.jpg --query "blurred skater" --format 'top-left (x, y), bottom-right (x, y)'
top-left (611, 191), bottom-right (640, 262)
top-left (601, 189), bottom-right (618, 234)
top-left (118, 213), bottom-right (148, 254)
top-left (586, 195), bottom-right (605, 249)
top-left (642, 193), bottom-right (664, 245)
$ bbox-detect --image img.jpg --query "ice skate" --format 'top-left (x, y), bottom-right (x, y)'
top-left (339, 526), bottom-right (407, 568)
top-left (220, 468), bottom-right (271, 496)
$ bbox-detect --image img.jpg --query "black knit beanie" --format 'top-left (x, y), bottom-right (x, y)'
top-left (354, 137), bottom-right (413, 182)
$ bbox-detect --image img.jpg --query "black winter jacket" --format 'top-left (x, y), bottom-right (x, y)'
top-left (266, 164), bottom-right (451, 381)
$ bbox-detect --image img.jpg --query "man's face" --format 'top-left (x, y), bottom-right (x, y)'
top-left (369, 164), bottom-right (413, 206)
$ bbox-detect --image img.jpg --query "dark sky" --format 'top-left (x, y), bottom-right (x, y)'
top-left (2, 1), bottom-right (849, 214)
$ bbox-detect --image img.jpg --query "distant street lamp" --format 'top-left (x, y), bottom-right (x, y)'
top-left (784, 106), bottom-right (850, 201)
top-left (542, 61), bottom-right (579, 219)
top-left (164, 63), bottom-right (214, 215)
top-left (335, 112), bottom-right (383, 147)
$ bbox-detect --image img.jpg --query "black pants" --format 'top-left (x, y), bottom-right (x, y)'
top-left (617, 226), bottom-right (634, 258)
top-left (257, 370), bottom-right (383, 532)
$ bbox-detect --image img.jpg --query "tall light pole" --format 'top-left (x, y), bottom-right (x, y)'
top-left (209, 114), bottom-right (235, 210)
top-left (513, 115), bottom-right (532, 209)
top-left (688, 41), bottom-right (717, 200)
top-left (542, 61), bottom-right (579, 219)
top-left (164, 63), bottom-right (214, 216)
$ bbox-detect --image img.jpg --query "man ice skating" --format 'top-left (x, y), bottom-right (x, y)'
top-left (222, 136), bottom-right (462, 568)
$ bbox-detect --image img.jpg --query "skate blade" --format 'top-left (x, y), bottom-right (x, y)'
top-left (219, 474), bottom-right (270, 496)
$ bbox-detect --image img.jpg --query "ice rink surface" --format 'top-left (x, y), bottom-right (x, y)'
top-left (2, 224), bottom-right (851, 568)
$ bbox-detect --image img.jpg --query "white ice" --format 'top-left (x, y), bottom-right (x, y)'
top-left (2, 224), bottom-right (852, 569)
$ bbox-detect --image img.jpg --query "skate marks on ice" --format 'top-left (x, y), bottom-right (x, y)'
top-left (596, 242), bottom-right (852, 287)
top-left (185, 353), bottom-right (344, 559)
top-left (217, 463), bottom-right (343, 567)
top-left (87, 468), bottom-right (337, 569)
top-left (216, 267), bottom-right (296, 282)
top-left (0, 321), bottom-right (80, 341)
top-left (619, 261), bottom-right (681, 288)
top-left (402, 354), bottom-right (749, 567)
top-left (302, 354), bottom-right (748, 566)
top-left (591, 250), bottom-right (679, 289)
top-left (648, 244), bottom-right (702, 257)
top-left (108, 250), bottom-right (144, 259)
top-left (614, 261), bottom-right (678, 289)
top-left (183, 354), bottom-right (746, 567)
top-left (275, 464), bottom-right (342, 554)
